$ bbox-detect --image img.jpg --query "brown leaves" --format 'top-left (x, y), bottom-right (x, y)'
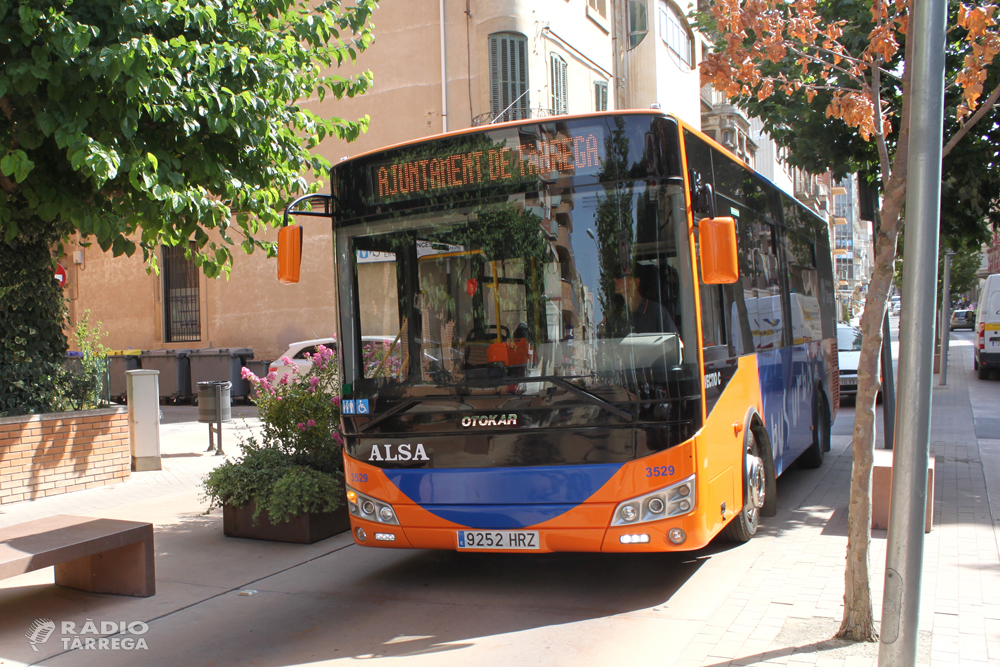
top-left (826, 92), bottom-right (878, 140)
top-left (956, 3), bottom-right (1000, 120)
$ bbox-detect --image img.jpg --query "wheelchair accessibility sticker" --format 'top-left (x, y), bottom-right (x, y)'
top-left (342, 399), bottom-right (369, 415)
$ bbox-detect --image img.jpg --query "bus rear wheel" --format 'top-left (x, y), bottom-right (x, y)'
top-left (723, 430), bottom-right (765, 543)
top-left (800, 394), bottom-right (830, 469)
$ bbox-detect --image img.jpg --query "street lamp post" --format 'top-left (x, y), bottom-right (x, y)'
top-left (940, 251), bottom-right (955, 386)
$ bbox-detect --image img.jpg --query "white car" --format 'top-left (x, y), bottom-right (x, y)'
top-left (836, 323), bottom-right (882, 402)
top-left (266, 336), bottom-right (403, 383)
top-left (267, 338), bottom-right (337, 383)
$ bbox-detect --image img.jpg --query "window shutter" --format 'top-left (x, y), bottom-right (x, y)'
top-left (550, 54), bottom-right (568, 115)
top-left (490, 33), bottom-right (529, 122)
top-left (595, 81), bottom-right (608, 111)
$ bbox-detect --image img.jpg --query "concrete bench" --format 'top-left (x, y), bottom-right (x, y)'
top-left (871, 449), bottom-right (935, 534)
top-left (0, 515), bottom-right (155, 597)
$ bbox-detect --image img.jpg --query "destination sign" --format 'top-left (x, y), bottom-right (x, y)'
top-left (370, 127), bottom-right (605, 204)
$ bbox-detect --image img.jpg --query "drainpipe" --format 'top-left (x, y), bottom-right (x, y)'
top-left (440, 0), bottom-right (448, 133)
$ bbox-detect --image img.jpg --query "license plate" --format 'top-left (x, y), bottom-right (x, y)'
top-left (992, 340), bottom-right (1000, 346)
top-left (457, 530), bottom-right (540, 550)
top-left (839, 377), bottom-right (857, 386)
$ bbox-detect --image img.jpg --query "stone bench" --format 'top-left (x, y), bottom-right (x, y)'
top-left (871, 449), bottom-right (935, 533)
top-left (0, 515), bottom-right (155, 597)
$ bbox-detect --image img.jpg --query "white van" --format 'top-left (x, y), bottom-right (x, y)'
top-left (975, 273), bottom-right (1000, 380)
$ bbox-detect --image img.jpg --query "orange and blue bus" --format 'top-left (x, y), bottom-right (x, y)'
top-left (281, 110), bottom-right (838, 552)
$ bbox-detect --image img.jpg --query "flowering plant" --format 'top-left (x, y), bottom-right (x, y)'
top-left (202, 342), bottom-right (345, 525)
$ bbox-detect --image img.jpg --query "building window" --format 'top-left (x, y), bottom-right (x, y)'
top-left (629, 0), bottom-right (648, 49)
top-left (489, 33), bottom-right (529, 123)
top-left (550, 53), bottom-right (568, 115)
top-left (660, 2), bottom-right (694, 66)
top-left (589, 0), bottom-right (607, 19)
top-left (594, 81), bottom-right (609, 111)
top-left (162, 244), bottom-right (201, 343)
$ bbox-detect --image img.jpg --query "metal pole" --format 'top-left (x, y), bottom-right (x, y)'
top-left (878, 0), bottom-right (946, 660)
top-left (873, 216), bottom-right (896, 450)
top-left (940, 253), bottom-right (953, 385)
top-left (881, 311), bottom-right (896, 449)
top-left (215, 383), bottom-right (225, 456)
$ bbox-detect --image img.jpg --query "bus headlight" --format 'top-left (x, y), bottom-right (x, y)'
top-left (611, 475), bottom-right (696, 526)
top-left (346, 486), bottom-right (400, 525)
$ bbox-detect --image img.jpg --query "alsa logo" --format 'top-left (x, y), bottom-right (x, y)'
top-left (461, 414), bottom-right (518, 427)
top-left (369, 444), bottom-right (429, 462)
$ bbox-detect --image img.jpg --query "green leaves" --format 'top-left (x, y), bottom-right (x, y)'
top-left (0, 150), bottom-right (34, 183)
top-left (2, 0), bottom-right (377, 280)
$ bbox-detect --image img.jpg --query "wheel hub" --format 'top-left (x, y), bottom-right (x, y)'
top-left (746, 452), bottom-right (766, 510)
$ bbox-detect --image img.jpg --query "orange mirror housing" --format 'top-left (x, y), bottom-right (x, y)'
top-left (699, 217), bottom-right (739, 284)
top-left (277, 225), bottom-right (303, 285)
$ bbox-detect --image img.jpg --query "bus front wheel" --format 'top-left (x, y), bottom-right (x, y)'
top-left (723, 430), bottom-right (765, 543)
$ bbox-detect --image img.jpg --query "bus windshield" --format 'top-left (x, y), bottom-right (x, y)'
top-left (344, 182), bottom-right (697, 400)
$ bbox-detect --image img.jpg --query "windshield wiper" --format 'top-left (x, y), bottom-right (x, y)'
top-left (464, 375), bottom-right (635, 423)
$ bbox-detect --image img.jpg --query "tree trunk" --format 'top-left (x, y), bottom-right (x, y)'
top-left (0, 226), bottom-right (70, 416)
top-left (835, 169), bottom-right (907, 642)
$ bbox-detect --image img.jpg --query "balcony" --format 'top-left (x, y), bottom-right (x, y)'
top-left (472, 107), bottom-right (560, 127)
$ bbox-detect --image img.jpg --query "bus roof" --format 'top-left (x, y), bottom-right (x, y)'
top-left (337, 109), bottom-right (675, 167)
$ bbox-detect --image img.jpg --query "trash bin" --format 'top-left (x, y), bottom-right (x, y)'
top-left (107, 350), bottom-right (142, 402)
top-left (139, 349), bottom-right (192, 402)
top-left (197, 381), bottom-right (232, 455)
top-left (189, 347), bottom-right (254, 403)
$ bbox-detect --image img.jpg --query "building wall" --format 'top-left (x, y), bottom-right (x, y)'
top-left (625, 0), bottom-right (701, 127)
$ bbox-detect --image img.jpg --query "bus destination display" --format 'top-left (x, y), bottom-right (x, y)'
top-left (370, 127), bottom-right (605, 204)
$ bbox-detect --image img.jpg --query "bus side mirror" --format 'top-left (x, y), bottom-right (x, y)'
top-left (699, 217), bottom-right (739, 284)
top-left (278, 225), bottom-right (303, 285)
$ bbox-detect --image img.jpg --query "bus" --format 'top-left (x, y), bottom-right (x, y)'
top-left (279, 110), bottom-right (838, 552)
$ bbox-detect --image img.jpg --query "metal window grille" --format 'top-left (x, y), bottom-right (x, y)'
top-left (550, 54), bottom-right (568, 115)
top-left (162, 244), bottom-right (201, 343)
top-left (594, 81), bottom-right (609, 111)
top-left (489, 33), bottom-right (529, 123)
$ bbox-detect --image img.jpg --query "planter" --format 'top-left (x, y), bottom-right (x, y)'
top-left (223, 500), bottom-right (351, 544)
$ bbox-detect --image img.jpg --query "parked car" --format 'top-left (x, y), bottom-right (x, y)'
top-left (837, 323), bottom-right (882, 402)
top-left (950, 309), bottom-right (975, 331)
top-left (268, 338), bottom-right (337, 383)
top-left (268, 336), bottom-right (405, 383)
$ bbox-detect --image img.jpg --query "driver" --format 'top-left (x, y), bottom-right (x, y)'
top-left (614, 272), bottom-right (677, 335)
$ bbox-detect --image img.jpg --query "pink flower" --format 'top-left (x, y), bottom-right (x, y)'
top-left (332, 431), bottom-right (344, 445)
top-left (297, 422), bottom-right (306, 430)
top-left (240, 367), bottom-right (252, 379)
top-left (307, 419), bottom-right (316, 427)
top-left (276, 396), bottom-right (282, 401)
top-left (309, 377), bottom-right (320, 387)
top-left (281, 356), bottom-right (293, 367)
top-left (279, 375), bottom-right (289, 386)
top-left (331, 396), bottom-right (341, 406)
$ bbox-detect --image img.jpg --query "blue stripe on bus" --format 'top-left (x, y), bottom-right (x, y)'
top-left (383, 463), bottom-right (623, 529)
top-left (420, 504), bottom-right (580, 529)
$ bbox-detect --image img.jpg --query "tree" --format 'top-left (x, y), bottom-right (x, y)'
top-left (0, 0), bottom-right (376, 415)
top-left (698, 0), bottom-right (1000, 640)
